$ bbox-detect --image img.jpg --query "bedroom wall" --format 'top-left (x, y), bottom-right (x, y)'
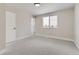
top-left (35, 8), bottom-right (74, 41)
top-left (6, 6), bottom-right (33, 40)
top-left (16, 10), bottom-right (32, 39)
top-left (0, 4), bottom-right (5, 50)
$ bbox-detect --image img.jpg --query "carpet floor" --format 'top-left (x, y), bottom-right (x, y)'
top-left (1, 36), bottom-right (79, 55)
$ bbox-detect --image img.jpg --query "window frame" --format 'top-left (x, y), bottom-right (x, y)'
top-left (42, 16), bottom-right (50, 28)
top-left (42, 15), bottom-right (58, 29)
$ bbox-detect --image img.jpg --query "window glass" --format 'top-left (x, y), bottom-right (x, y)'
top-left (43, 16), bottom-right (49, 28)
top-left (50, 15), bottom-right (58, 28)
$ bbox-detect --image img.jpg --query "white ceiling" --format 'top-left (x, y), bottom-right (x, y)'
top-left (5, 3), bottom-right (75, 16)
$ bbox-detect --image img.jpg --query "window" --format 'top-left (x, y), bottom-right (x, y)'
top-left (50, 16), bottom-right (58, 28)
top-left (43, 16), bottom-right (49, 28)
top-left (43, 15), bottom-right (58, 28)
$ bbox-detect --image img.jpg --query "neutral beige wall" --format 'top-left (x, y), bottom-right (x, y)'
top-left (0, 4), bottom-right (5, 50)
top-left (35, 8), bottom-right (74, 40)
top-left (6, 6), bottom-right (32, 40)
top-left (0, 5), bottom-right (32, 50)
top-left (16, 10), bottom-right (32, 39)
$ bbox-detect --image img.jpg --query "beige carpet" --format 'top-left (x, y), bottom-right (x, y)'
top-left (1, 36), bottom-right (79, 55)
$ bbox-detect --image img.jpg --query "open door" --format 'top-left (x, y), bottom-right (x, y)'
top-left (6, 11), bottom-right (16, 43)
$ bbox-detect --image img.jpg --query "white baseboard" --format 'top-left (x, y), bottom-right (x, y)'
top-left (6, 34), bottom-right (33, 44)
top-left (35, 33), bottom-right (73, 42)
top-left (17, 34), bottom-right (33, 40)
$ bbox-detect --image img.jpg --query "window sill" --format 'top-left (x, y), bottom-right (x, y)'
top-left (41, 27), bottom-right (58, 29)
